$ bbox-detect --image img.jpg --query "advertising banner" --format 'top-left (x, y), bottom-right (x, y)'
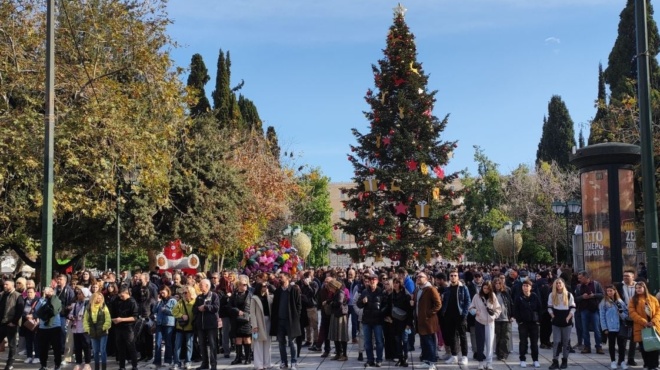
top-left (581, 170), bottom-right (611, 285)
top-left (619, 169), bottom-right (637, 273)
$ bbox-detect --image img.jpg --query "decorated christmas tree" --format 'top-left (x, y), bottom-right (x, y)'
top-left (339, 4), bottom-right (463, 265)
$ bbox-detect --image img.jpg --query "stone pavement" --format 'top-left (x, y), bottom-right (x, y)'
top-left (0, 324), bottom-right (637, 370)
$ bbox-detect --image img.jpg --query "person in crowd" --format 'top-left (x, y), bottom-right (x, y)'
top-left (299, 271), bottom-right (318, 348)
top-left (396, 268), bottom-right (416, 352)
top-left (111, 286), bottom-right (139, 370)
top-left (83, 292), bottom-right (111, 370)
top-left (414, 272), bottom-right (442, 370)
top-left (193, 279), bottom-right (220, 370)
top-left (79, 271), bottom-right (95, 289)
top-left (345, 268), bottom-right (360, 344)
top-left (327, 279), bottom-right (349, 361)
top-left (381, 278), bottom-right (396, 361)
top-left (217, 283), bottom-right (233, 359)
top-left (227, 275), bottom-right (253, 365)
top-left (152, 286), bottom-right (176, 369)
top-left (23, 280), bottom-right (40, 299)
top-left (250, 282), bottom-right (273, 370)
top-left (36, 286), bottom-right (63, 370)
top-left (548, 278), bottom-right (576, 370)
top-left (102, 282), bottom-right (118, 358)
top-left (172, 285), bottom-right (196, 370)
top-left (434, 272), bottom-right (451, 360)
top-left (441, 268), bottom-right (471, 366)
top-left (629, 281), bottom-right (660, 370)
top-left (357, 272), bottom-right (386, 367)
top-left (55, 274), bottom-right (75, 365)
top-left (21, 286), bottom-right (39, 364)
top-left (132, 272), bottom-right (157, 363)
top-left (390, 277), bottom-right (413, 367)
top-left (0, 279), bottom-right (25, 370)
top-left (617, 270), bottom-right (639, 367)
top-left (469, 280), bottom-right (501, 370)
top-left (171, 273), bottom-right (185, 299)
top-left (493, 277), bottom-right (513, 361)
top-left (600, 285), bottom-right (629, 370)
top-left (69, 287), bottom-right (92, 370)
top-left (575, 271), bottom-right (605, 354)
top-left (310, 273), bottom-right (333, 356)
top-left (535, 270), bottom-right (553, 349)
top-left (270, 272), bottom-right (302, 370)
top-left (513, 279), bottom-right (542, 369)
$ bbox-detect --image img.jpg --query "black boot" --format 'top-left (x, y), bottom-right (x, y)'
top-left (101, 363), bottom-right (106, 370)
top-left (231, 345), bottom-right (243, 365)
top-left (243, 344), bottom-right (251, 364)
top-left (549, 359), bottom-right (560, 369)
top-left (95, 363), bottom-right (100, 370)
top-left (399, 357), bottom-right (408, 367)
top-left (560, 358), bottom-right (568, 369)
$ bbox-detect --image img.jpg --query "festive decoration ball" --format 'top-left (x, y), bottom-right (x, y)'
top-left (443, 214), bottom-right (450, 220)
top-left (291, 232), bottom-right (312, 260)
top-left (369, 167), bottom-right (375, 174)
top-left (493, 228), bottom-right (523, 257)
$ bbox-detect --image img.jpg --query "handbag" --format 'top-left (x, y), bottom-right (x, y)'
top-left (642, 327), bottom-right (660, 352)
top-left (177, 301), bottom-right (189, 327)
top-left (618, 319), bottom-right (631, 339)
top-left (392, 306), bottom-right (407, 321)
top-left (236, 312), bottom-right (250, 323)
top-left (23, 300), bottom-right (39, 331)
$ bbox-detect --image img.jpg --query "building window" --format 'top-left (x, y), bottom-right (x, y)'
top-left (340, 210), bottom-right (346, 218)
top-left (340, 192), bottom-right (346, 199)
top-left (341, 232), bottom-right (347, 242)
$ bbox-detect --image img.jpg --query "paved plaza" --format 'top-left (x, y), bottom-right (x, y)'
top-left (0, 323), bottom-right (635, 370)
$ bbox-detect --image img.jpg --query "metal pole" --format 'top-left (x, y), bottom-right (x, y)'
top-left (565, 209), bottom-right (571, 266)
top-left (40, 0), bottom-right (55, 287)
top-left (116, 185), bottom-right (121, 275)
top-left (512, 230), bottom-right (515, 266)
top-left (636, 0), bottom-right (660, 292)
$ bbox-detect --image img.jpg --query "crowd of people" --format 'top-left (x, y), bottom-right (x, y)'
top-left (0, 262), bottom-right (657, 370)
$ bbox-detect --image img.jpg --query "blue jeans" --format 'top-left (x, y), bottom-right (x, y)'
top-left (174, 331), bottom-right (193, 366)
top-left (349, 305), bottom-right (359, 340)
top-left (419, 333), bottom-right (437, 364)
top-left (362, 323), bottom-right (384, 363)
top-left (154, 325), bottom-right (174, 365)
top-left (277, 319), bottom-right (297, 365)
top-left (90, 335), bottom-right (108, 364)
top-left (580, 309), bottom-right (602, 349)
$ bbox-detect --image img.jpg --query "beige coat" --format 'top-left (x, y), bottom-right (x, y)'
top-left (469, 293), bottom-right (502, 325)
top-left (249, 292), bottom-right (273, 342)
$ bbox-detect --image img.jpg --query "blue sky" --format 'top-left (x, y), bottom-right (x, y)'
top-left (166, 0), bottom-right (647, 182)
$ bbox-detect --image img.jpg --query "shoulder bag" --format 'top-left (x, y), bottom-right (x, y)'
top-left (177, 301), bottom-right (189, 327)
top-left (23, 300), bottom-right (39, 331)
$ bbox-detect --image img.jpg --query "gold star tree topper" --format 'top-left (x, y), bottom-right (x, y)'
top-left (394, 3), bottom-right (407, 17)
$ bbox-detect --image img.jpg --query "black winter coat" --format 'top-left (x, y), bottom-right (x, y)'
top-left (228, 290), bottom-right (252, 338)
top-left (193, 291), bottom-right (220, 330)
top-left (357, 286), bottom-right (388, 325)
top-left (513, 292), bottom-right (542, 323)
top-left (269, 284), bottom-right (302, 337)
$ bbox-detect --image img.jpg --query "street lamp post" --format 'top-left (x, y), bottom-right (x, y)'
top-left (503, 221), bottom-right (523, 266)
top-left (552, 200), bottom-right (581, 266)
top-left (116, 167), bottom-right (140, 274)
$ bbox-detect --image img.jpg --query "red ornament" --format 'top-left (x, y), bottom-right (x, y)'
top-left (364, 192), bottom-right (370, 197)
top-left (378, 218), bottom-right (385, 226)
top-left (348, 156), bottom-right (353, 161)
top-left (394, 77), bottom-right (406, 86)
top-left (350, 146), bottom-right (355, 152)
top-left (389, 129), bottom-right (395, 135)
top-left (360, 247), bottom-right (367, 256)
top-left (453, 143), bottom-right (458, 148)
top-left (394, 202), bottom-right (408, 215)
top-left (434, 166), bottom-right (445, 179)
top-left (333, 225), bottom-right (338, 230)
top-left (382, 136), bottom-right (391, 146)
top-left (369, 167), bottom-right (375, 174)
top-left (367, 89), bottom-right (373, 96)
top-left (444, 214), bottom-right (450, 220)
top-left (378, 183), bottom-right (387, 191)
top-left (406, 159), bottom-right (418, 171)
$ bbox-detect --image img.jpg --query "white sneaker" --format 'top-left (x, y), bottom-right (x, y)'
top-left (477, 362), bottom-right (484, 370)
top-left (290, 364), bottom-right (297, 370)
top-left (520, 361), bottom-right (527, 368)
top-left (25, 357), bottom-right (33, 363)
top-left (533, 361), bottom-right (540, 368)
top-left (459, 357), bottom-right (468, 366)
top-left (620, 362), bottom-right (629, 370)
top-left (185, 363), bottom-right (192, 370)
top-left (486, 363), bottom-right (494, 370)
top-left (444, 356), bottom-right (458, 364)
top-left (611, 361), bottom-right (618, 369)
top-left (18, 350), bottom-right (26, 356)
top-left (427, 363), bottom-right (436, 370)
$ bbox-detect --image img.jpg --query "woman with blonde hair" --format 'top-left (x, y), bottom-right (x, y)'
top-left (600, 285), bottom-right (629, 369)
top-left (227, 274), bottom-right (253, 365)
top-left (468, 280), bottom-right (501, 370)
top-left (629, 281), bottom-right (660, 370)
top-left (83, 292), bottom-right (111, 370)
top-left (548, 278), bottom-right (576, 369)
top-left (172, 285), bottom-right (196, 370)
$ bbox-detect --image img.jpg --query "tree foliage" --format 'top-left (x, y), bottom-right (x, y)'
top-left (0, 0), bottom-right (186, 269)
top-left (536, 95), bottom-right (576, 170)
top-left (186, 53), bottom-right (211, 118)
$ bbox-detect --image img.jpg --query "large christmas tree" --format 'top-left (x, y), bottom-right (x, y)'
top-left (339, 4), bottom-right (462, 265)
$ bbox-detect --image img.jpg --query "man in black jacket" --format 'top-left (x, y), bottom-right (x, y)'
top-left (270, 273), bottom-right (302, 370)
top-left (298, 271), bottom-right (318, 347)
top-left (357, 273), bottom-right (387, 367)
top-left (111, 286), bottom-right (139, 370)
top-left (131, 272), bottom-right (156, 362)
top-left (193, 279), bottom-right (220, 370)
top-left (0, 279), bottom-right (25, 370)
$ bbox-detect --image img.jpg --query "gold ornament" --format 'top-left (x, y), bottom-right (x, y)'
top-left (415, 200), bottom-right (429, 218)
top-left (410, 62), bottom-right (419, 75)
top-left (391, 181), bottom-right (402, 192)
top-left (363, 176), bottom-right (378, 192)
top-left (369, 201), bottom-right (375, 218)
top-left (398, 106), bottom-right (405, 119)
top-left (432, 187), bottom-right (440, 200)
top-left (380, 91), bottom-right (388, 104)
top-left (376, 134), bottom-right (381, 148)
top-left (420, 162), bottom-right (428, 175)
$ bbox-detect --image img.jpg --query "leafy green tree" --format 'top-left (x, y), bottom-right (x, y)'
top-left (186, 53), bottom-right (211, 118)
top-left (212, 49), bottom-right (243, 129)
top-left (339, 6), bottom-right (462, 264)
top-left (238, 95), bottom-right (262, 132)
top-left (289, 169), bottom-right (333, 266)
top-left (536, 96), bottom-right (577, 170)
top-left (266, 126), bottom-right (281, 161)
top-left (0, 0), bottom-right (186, 272)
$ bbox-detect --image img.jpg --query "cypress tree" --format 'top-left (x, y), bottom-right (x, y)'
top-left (238, 94), bottom-right (262, 132)
top-left (212, 49), bottom-right (244, 128)
top-left (266, 126), bottom-right (281, 160)
top-left (579, 128), bottom-right (585, 148)
top-left (536, 95), bottom-right (576, 170)
top-left (186, 54), bottom-right (211, 117)
top-left (338, 5), bottom-right (462, 263)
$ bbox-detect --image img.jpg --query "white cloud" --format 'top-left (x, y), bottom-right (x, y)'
top-left (545, 37), bottom-right (561, 44)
